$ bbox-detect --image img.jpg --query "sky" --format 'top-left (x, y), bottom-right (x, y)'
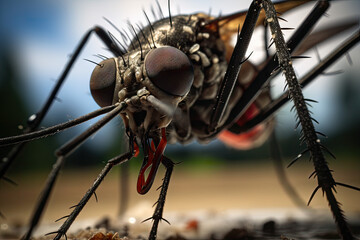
top-left (0, 0), bottom-right (359, 151)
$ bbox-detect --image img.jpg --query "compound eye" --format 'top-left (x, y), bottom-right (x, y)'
top-left (90, 58), bottom-right (116, 107)
top-left (145, 46), bottom-right (194, 96)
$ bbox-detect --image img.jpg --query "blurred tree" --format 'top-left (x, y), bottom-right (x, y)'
top-left (0, 40), bottom-right (59, 174)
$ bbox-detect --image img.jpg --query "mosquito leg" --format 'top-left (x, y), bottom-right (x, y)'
top-left (0, 105), bottom-right (117, 146)
top-left (145, 156), bottom-right (174, 240)
top-left (220, 0), bottom-right (330, 134)
top-left (51, 151), bottom-right (134, 240)
top-left (262, 0), bottom-right (353, 238)
top-left (234, 30), bottom-right (360, 132)
top-left (269, 131), bottom-right (307, 208)
top-left (0, 26), bottom-right (123, 180)
top-left (260, 5), bottom-right (307, 210)
top-left (21, 156), bottom-right (65, 240)
top-left (22, 102), bottom-right (126, 240)
top-left (264, 21), bottom-right (270, 58)
top-left (118, 161), bottom-right (129, 217)
top-left (208, 0), bottom-right (262, 133)
top-left (117, 130), bottom-right (130, 217)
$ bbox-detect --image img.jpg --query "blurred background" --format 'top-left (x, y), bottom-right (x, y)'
top-left (0, 0), bottom-right (359, 236)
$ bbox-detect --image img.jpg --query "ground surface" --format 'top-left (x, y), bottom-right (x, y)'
top-left (1, 159), bottom-right (359, 239)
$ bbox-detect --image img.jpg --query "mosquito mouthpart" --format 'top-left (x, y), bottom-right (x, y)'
top-left (146, 95), bottom-right (175, 117)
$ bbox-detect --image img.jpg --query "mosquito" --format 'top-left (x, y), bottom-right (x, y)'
top-left (0, 0), bottom-right (359, 239)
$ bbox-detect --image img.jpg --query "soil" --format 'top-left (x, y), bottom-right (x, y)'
top-left (1, 161), bottom-right (359, 239)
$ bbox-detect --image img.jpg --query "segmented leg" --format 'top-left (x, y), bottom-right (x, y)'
top-left (22, 103), bottom-right (126, 240)
top-left (51, 148), bottom-right (134, 240)
top-left (0, 105), bottom-right (117, 146)
top-left (264, 9), bottom-right (306, 210)
top-left (235, 30), bottom-right (360, 132)
top-left (118, 161), bottom-right (130, 217)
top-left (208, 0), bottom-right (261, 133)
top-left (206, 0), bottom-right (330, 211)
top-left (207, 0), bottom-right (358, 238)
top-left (262, 0), bottom-right (354, 238)
top-left (222, 0), bottom-right (331, 134)
top-left (269, 131), bottom-right (307, 208)
top-left (0, 26), bottom-right (124, 181)
top-left (0, 25), bottom-right (125, 239)
top-left (145, 156), bottom-right (174, 240)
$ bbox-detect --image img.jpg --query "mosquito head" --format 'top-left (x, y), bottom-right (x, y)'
top-left (90, 46), bottom-right (194, 137)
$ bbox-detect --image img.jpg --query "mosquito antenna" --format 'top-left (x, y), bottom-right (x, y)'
top-left (143, 10), bottom-right (157, 48)
top-left (130, 23), bottom-right (144, 60)
top-left (168, 0), bottom-right (172, 28)
top-left (84, 59), bottom-right (103, 67)
top-left (136, 23), bottom-right (152, 49)
top-left (155, 0), bottom-right (164, 18)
